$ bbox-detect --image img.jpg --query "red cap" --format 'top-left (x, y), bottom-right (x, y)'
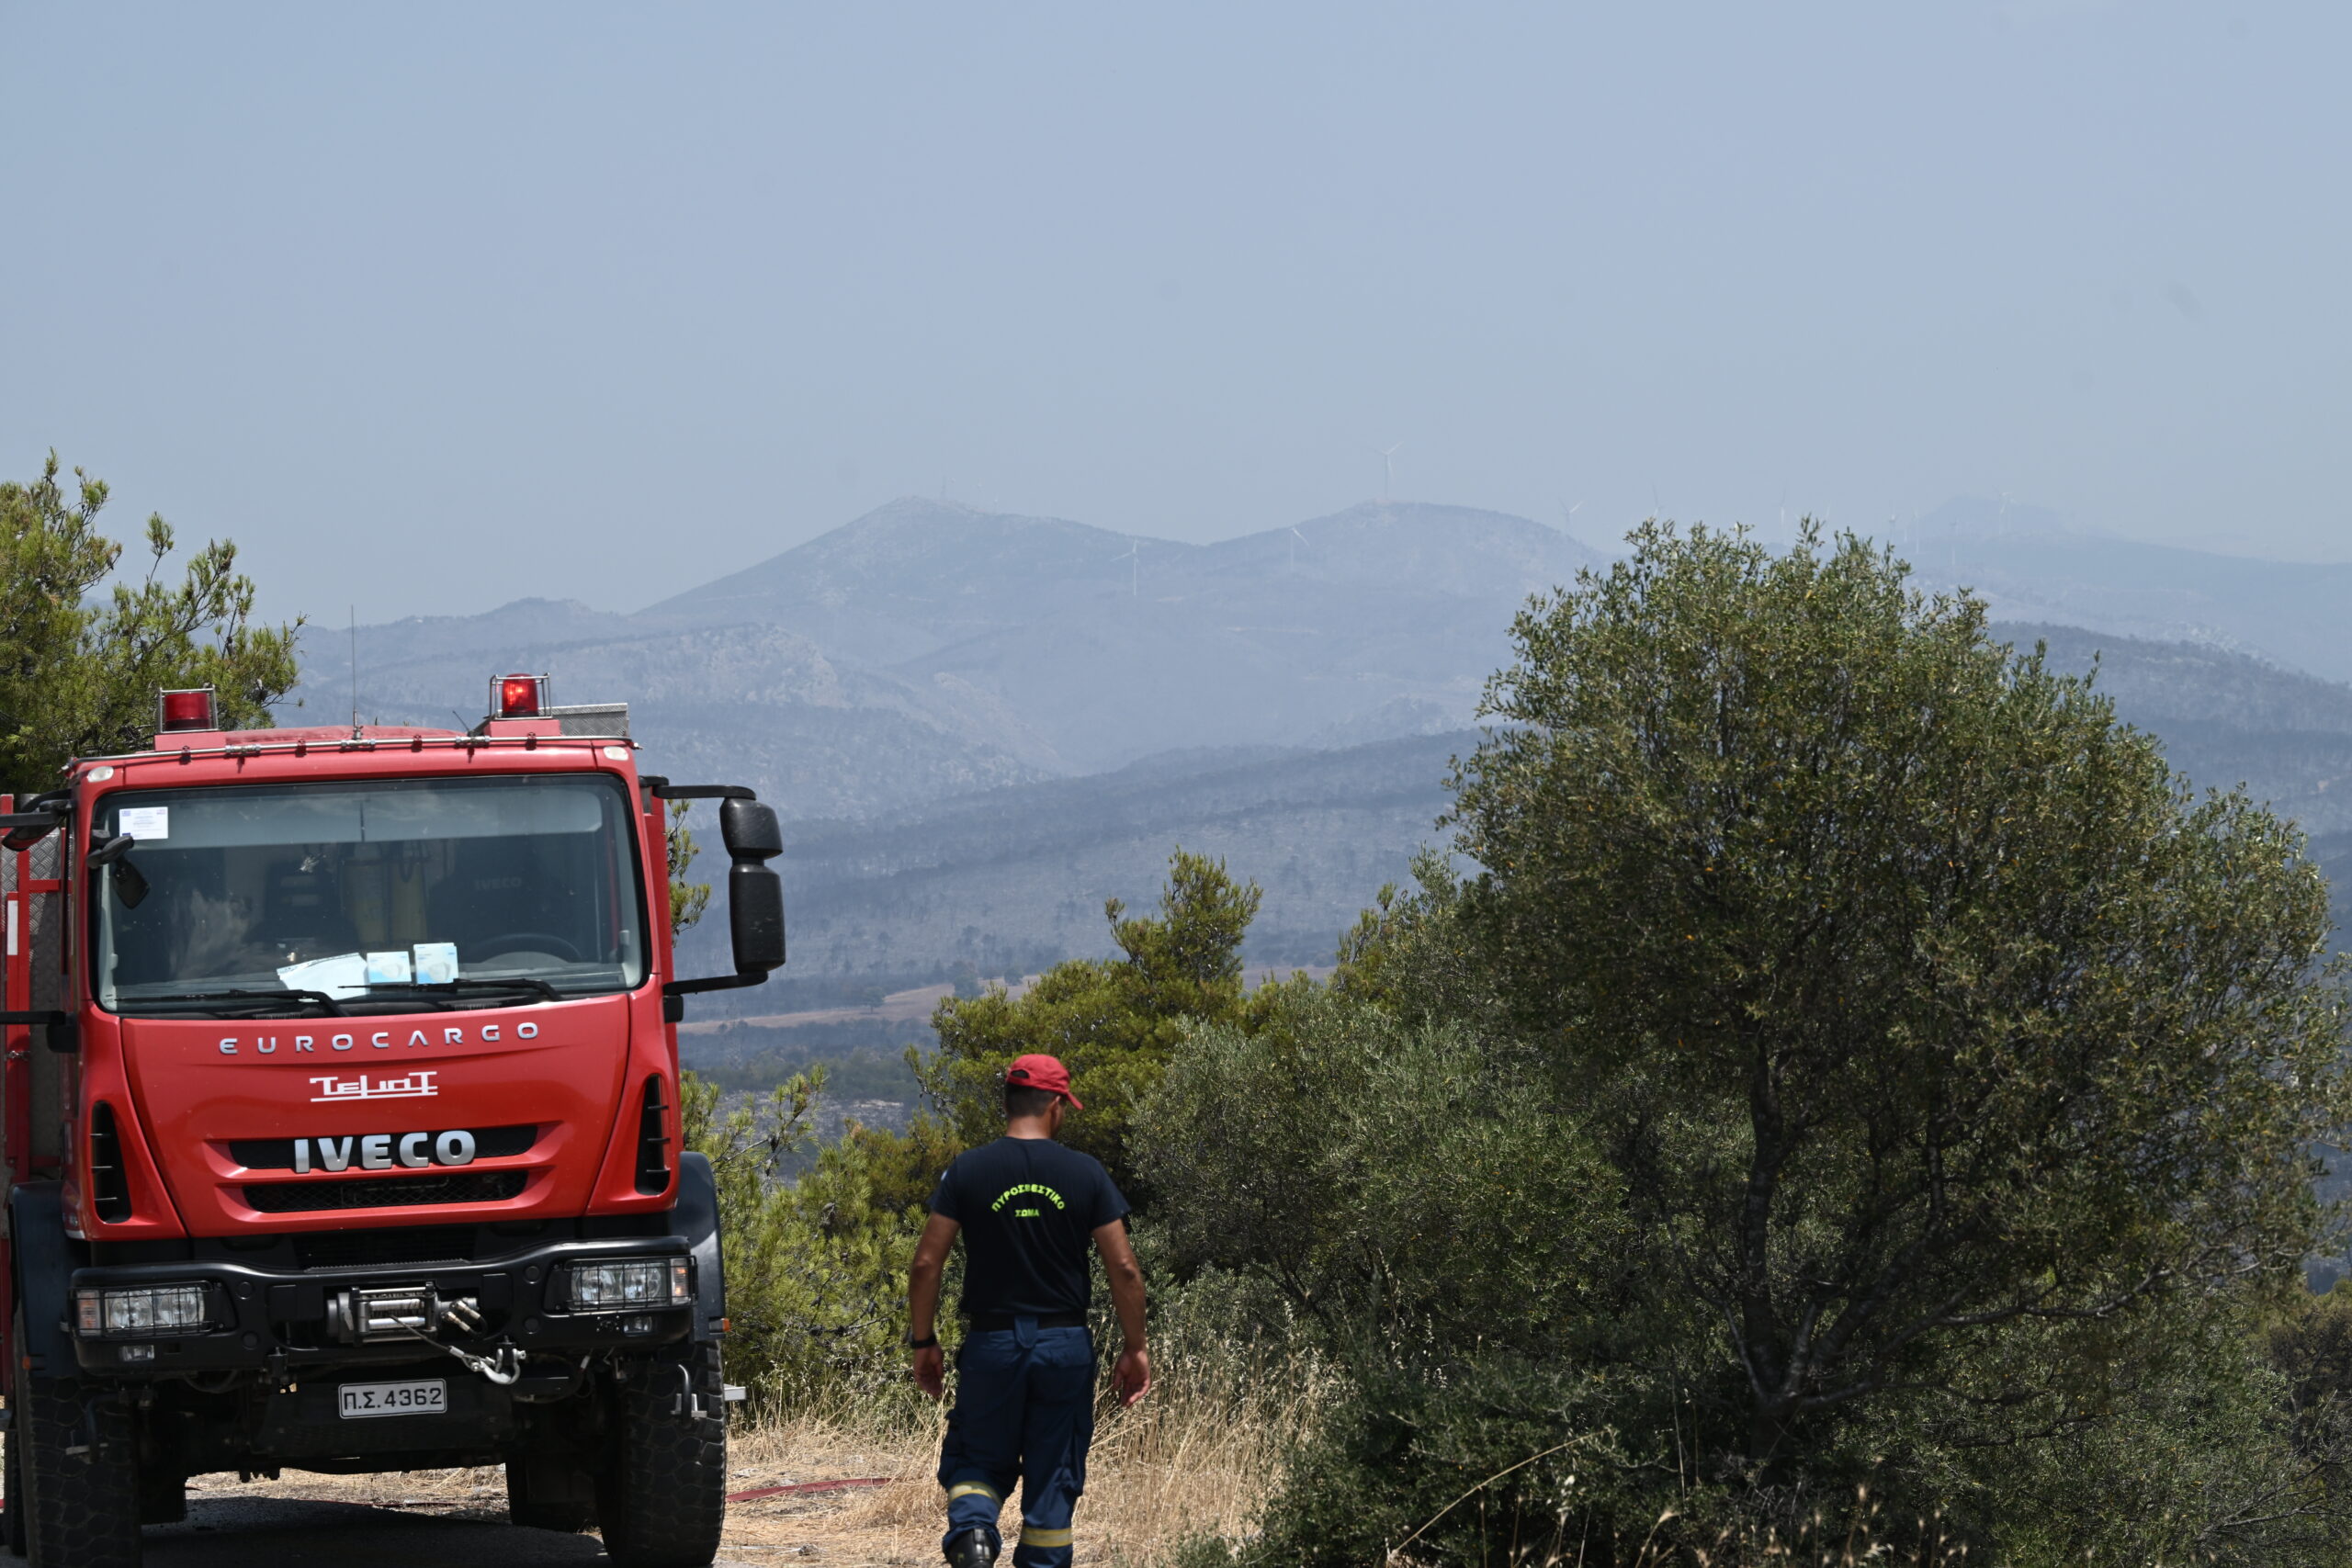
top-left (1005, 1054), bottom-right (1083, 1110)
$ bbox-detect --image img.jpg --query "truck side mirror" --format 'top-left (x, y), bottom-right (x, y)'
top-left (729, 863), bottom-right (786, 975)
top-left (658, 786), bottom-right (787, 1015)
top-left (720, 799), bottom-right (786, 975)
top-left (718, 798), bottom-right (783, 861)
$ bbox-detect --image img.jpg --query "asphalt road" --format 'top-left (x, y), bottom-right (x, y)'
top-left (114, 1496), bottom-right (757, 1567)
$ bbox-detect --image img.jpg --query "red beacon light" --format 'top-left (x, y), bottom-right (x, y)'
top-left (157, 687), bottom-right (219, 733)
top-left (493, 673), bottom-right (548, 719)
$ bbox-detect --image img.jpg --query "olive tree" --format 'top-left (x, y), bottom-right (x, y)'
top-left (1451, 522), bottom-right (2352, 1478)
top-left (0, 452), bottom-right (300, 791)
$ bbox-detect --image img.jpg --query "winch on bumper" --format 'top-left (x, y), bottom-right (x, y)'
top-left (65, 1232), bottom-right (700, 1376)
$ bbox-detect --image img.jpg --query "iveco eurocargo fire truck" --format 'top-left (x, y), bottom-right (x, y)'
top-left (0, 674), bottom-right (785, 1568)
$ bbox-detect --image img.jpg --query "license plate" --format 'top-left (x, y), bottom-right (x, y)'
top-left (338, 1379), bottom-right (447, 1419)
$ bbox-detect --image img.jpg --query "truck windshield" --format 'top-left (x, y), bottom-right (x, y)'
top-left (90, 774), bottom-right (648, 1017)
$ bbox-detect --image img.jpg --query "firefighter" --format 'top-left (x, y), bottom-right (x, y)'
top-left (907, 1054), bottom-right (1150, 1568)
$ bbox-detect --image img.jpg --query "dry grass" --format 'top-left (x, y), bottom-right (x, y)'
top-left (186, 1353), bottom-right (1320, 1566)
top-left (739, 1349), bottom-right (1323, 1564)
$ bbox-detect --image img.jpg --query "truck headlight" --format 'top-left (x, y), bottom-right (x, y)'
top-left (564, 1258), bottom-right (690, 1312)
top-left (74, 1284), bottom-right (214, 1337)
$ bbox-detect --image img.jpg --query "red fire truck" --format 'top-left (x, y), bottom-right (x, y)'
top-left (0, 675), bottom-right (785, 1568)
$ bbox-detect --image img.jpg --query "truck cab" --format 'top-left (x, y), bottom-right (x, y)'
top-left (0, 677), bottom-right (784, 1568)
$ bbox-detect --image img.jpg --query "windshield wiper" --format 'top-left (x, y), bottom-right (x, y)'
top-left (362, 976), bottom-right (560, 1009)
top-left (117, 987), bottom-right (347, 1019)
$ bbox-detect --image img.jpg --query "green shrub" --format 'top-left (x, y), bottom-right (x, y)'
top-left (684, 1070), bottom-right (936, 1416)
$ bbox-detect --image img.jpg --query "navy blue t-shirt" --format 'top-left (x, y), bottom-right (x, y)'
top-left (929, 1137), bottom-right (1129, 1319)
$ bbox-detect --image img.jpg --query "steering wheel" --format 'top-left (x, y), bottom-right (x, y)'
top-left (473, 931), bottom-right (584, 964)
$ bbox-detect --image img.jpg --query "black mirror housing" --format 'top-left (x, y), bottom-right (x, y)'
top-left (719, 798), bottom-right (783, 862)
top-left (662, 784), bottom-right (788, 1012)
top-left (729, 864), bottom-right (786, 974)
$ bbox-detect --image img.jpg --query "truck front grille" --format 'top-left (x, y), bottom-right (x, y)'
top-left (243, 1171), bottom-right (527, 1213)
top-left (229, 1124), bottom-right (539, 1170)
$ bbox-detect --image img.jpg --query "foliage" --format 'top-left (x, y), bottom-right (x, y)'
top-left (1136, 983), bottom-right (1659, 1560)
top-left (683, 1068), bottom-right (939, 1413)
top-left (1951, 1317), bottom-right (2352, 1565)
top-left (2264, 1280), bottom-right (2352, 1486)
top-left (1138, 984), bottom-right (1625, 1337)
top-left (666, 798), bottom-right (711, 937)
top-left (922, 847), bottom-right (1261, 1191)
top-left (1448, 521), bottom-right (2351, 1474)
top-left (0, 451), bottom-right (300, 792)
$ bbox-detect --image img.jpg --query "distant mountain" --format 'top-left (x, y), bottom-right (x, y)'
top-left (642, 497), bottom-right (1600, 773)
top-left (324, 614), bottom-right (1052, 819)
top-left (640, 498), bottom-right (1148, 665)
top-left (301, 496), bottom-right (1605, 800)
top-left (1905, 498), bottom-right (2352, 683)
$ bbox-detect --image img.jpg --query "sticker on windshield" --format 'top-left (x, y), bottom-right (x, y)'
top-left (117, 806), bottom-right (168, 840)
top-left (413, 942), bottom-right (458, 985)
top-left (365, 951), bottom-right (413, 985)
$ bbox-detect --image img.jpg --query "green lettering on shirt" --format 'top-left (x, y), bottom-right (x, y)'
top-left (990, 1182), bottom-right (1067, 1213)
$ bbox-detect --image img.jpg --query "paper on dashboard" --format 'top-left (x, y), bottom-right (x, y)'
top-left (277, 953), bottom-right (369, 999)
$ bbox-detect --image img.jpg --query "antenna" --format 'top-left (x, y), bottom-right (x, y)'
top-left (349, 605), bottom-right (359, 737)
top-left (1374, 442), bottom-right (1403, 502)
top-left (1114, 539), bottom-right (1140, 597)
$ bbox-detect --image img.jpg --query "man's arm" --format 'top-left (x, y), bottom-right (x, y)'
top-left (908, 1212), bottom-right (960, 1400)
top-left (1093, 1220), bottom-right (1150, 1406)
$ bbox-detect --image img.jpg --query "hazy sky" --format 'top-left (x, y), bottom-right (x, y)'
top-left (6, 3), bottom-right (2347, 624)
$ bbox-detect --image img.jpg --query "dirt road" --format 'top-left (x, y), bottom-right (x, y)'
top-left (104, 1438), bottom-right (933, 1567)
top-left (142, 1496), bottom-right (624, 1565)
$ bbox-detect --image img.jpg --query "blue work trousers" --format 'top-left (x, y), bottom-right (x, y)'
top-left (938, 1321), bottom-right (1094, 1568)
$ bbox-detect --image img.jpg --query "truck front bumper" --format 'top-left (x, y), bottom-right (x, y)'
top-left (66, 1231), bottom-right (698, 1376)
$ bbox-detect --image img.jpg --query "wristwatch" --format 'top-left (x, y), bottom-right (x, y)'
top-left (905, 1331), bottom-right (939, 1350)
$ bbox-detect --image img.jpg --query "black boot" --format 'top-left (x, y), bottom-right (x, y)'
top-left (945, 1527), bottom-right (1000, 1568)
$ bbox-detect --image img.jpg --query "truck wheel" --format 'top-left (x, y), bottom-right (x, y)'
top-left (5, 1431), bottom-right (27, 1557)
top-left (13, 1310), bottom-right (142, 1568)
top-left (594, 1343), bottom-right (726, 1568)
top-left (506, 1457), bottom-right (597, 1532)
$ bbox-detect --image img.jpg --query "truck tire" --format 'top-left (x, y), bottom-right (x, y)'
top-left (13, 1310), bottom-right (142, 1568)
top-left (594, 1343), bottom-right (726, 1568)
top-left (507, 1458), bottom-right (597, 1532)
top-left (5, 1431), bottom-right (27, 1558)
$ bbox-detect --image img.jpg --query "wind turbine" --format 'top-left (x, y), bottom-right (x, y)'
top-left (1374, 442), bottom-right (1403, 502)
top-left (1114, 539), bottom-right (1140, 598)
top-left (1289, 525), bottom-right (1308, 568)
top-left (1559, 501), bottom-right (1582, 535)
